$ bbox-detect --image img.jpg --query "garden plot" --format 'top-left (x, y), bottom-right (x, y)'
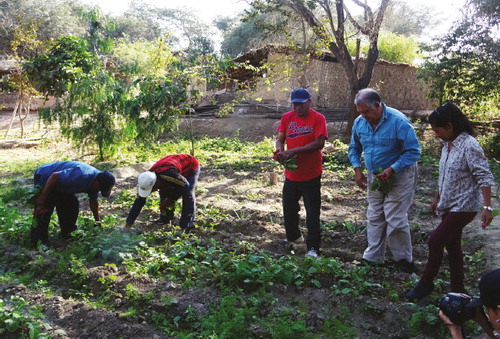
top-left (0, 132), bottom-right (497, 338)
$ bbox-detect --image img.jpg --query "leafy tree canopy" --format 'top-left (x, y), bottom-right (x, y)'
top-left (420, 0), bottom-right (499, 119)
top-left (111, 37), bottom-right (178, 78)
top-left (23, 35), bottom-right (99, 98)
top-left (380, 0), bottom-right (434, 37)
top-left (0, 0), bottom-right (88, 57)
top-left (348, 31), bottom-right (421, 65)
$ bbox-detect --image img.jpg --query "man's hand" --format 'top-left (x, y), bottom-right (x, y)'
top-left (272, 150), bottom-right (280, 162)
top-left (277, 149), bottom-right (295, 162)
top-left (376, 167), bottom-right (394, 181)
top-left (354, 168), bottom-right (367, 190)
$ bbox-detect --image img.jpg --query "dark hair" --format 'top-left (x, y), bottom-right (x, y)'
top-left (354, 88), bottom-right (382, 107)
top-left (428, 102), bottom-right (475, 137)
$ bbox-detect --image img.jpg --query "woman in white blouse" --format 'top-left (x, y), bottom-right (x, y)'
top-left (406, 102), bottom-right (495, 302)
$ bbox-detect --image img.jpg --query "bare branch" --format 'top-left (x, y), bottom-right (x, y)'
top-left (344, 5), bottom-right (370, 35)
top-left (318, 0), bottom-right (339, 40)
top-left (372, 0), bottom-right (390, 38)
top-left (349, 0), bottom-right (373, 18)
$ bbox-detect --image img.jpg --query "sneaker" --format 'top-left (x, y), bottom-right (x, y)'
top-left (395, 259), bottom-right (417, 273)
top-left (405, 281), bottom-right (434, 301)
top-left (305, 248), bottom-right (319, 259)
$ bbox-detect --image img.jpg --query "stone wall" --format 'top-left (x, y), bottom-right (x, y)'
top-left (249, 52), bottom-right (437, 111)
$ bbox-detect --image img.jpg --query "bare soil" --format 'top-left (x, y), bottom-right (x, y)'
top-left (0, 113), bottom-right (499, 338)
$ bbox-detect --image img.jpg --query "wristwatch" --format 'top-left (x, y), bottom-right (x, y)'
top-left (483, 206), bottom-right (493, 211)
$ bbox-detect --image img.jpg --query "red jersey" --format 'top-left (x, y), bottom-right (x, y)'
top-left (150, 154), bottom-right (199, 176)
top-left (277, 109), bottom-right (328, 181)
top-left (150, 154), bottom-right (199, 188)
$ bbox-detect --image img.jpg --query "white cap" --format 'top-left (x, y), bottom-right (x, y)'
top-left (137, 171), bottom-right (157, 197)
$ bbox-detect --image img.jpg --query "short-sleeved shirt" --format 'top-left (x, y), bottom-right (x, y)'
top-left (277, 109), bottom-right (328, 181)
top-left (436, 133), bottom-right (495, 216)
top-left (34, 161), bottom-right (101, 200)
top-left (348, 103), bottom-right (420, 173)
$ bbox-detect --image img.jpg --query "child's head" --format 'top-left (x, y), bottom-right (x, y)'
top-left (428, 102), bottom-right (475, 137)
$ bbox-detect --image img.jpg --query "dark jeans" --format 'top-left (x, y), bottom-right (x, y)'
top-left (282, 176), bottom-right (321, 251)
top-left (420, 211), bottom-right (477, 291)
top-left (160, 167), bottom-right (200, 228)
top-left (31, 192), bottom-right (79, 245)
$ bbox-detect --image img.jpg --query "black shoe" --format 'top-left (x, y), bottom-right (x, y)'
top-left (406, 282), bottom-right (434, 301)
top-left (396, 259), bottom-right (417, 273)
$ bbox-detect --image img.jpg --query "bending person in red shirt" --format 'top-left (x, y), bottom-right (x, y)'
top-left (123, 154), bottom-right (200, 232)
top-left (274, 88), bottom-right (328, 259)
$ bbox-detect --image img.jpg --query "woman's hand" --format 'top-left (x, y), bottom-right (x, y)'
top-left (430, 192), bottom-right (440, 217)
top-left (481, 209), bottom-right (493, 228)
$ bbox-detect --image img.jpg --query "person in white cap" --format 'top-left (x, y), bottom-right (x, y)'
top-left (438, 268), bottom-right (500, 338)
top-left (122, 154), bottom-right (200, 232)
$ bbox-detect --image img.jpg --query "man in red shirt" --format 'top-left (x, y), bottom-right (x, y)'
top-left (123, 154), bottom-right (200, 232)
top-left (274, 88), bottom-right (328, 258)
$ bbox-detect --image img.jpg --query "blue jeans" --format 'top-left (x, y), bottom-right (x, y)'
top-left (282, 176), bottom-right (321, 251)
top-left (160, 167), bottom-right (200, 228)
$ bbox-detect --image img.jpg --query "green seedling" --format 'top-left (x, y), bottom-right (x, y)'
top-left (370, 168), bottom-right (392, 195)
top-left (283, 156), bottom-right (297, 172)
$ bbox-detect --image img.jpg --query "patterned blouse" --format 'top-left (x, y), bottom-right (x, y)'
top-left (437, 132), bottom-right (495, 216)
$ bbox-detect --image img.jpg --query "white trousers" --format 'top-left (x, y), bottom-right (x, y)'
top-left (363, 163), bottom-right (417, 263)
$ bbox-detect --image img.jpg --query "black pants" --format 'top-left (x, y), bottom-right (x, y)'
top-left (282, 176), bottom-right (321, 251)
top-left (31, 192), bottom-right (79, 245)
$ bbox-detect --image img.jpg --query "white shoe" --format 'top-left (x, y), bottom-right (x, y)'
top-left (305, 248), bottom-right (319, 259)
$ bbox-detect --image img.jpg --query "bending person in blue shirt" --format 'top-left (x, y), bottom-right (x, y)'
top-left (31, 161), bottom-right (116, 247)
top-left (348, 88), bottom-right (421, 272)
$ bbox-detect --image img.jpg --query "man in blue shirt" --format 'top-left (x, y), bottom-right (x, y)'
top-left (31, 161), bottom-right (116, 247)
top-left (348, 88), bottom-right (420, 272)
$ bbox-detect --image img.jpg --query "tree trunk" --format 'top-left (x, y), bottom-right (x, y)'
top-left (4, 99), bottom-right (20, 139)
top-left (18, 97), bottom-right (32, 139)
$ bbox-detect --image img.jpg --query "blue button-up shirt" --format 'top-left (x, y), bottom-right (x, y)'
top-left (348, 104), bottom-right (420, 173)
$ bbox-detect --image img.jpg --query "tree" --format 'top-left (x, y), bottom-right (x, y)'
top-left (111, 1), bottom-right (163, 42)
top-left (0, 0), bottom-right (87, 58)
top-left (348, 31), bottom-right (421, 64)
top-left (219, 12), bottom-right (320, 58)
top-left (248, 0), bottom-right (391, 133)
top-left (153, 7), bottom-right (216, 56)
top-left (420, 0), bottom-right (499, 120)
top-left (4, 19), bottom-right (42, 139)
top-left (380, 0), bottom-right (433, 37)
top-left (23, 36), bottom-right (98, 98)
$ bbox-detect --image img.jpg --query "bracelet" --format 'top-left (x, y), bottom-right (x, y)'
top-left (483, 206), bottom-right (493, 211)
